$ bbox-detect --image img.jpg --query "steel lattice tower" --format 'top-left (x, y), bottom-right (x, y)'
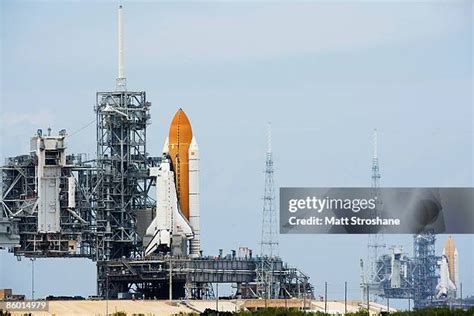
top-left (256, 123), bottom-right (280, 299)
top-left (412, 232), bottom-right (439, 308)
top-left (260, 123), bottom-right (279, 258)
top-left (367, 129), bottom-right (385, 291)
top-left (95, 4), bottom-right (153, 261)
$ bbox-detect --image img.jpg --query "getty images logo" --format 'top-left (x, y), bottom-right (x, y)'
top-left (288, 196), bottom-right (377, 213)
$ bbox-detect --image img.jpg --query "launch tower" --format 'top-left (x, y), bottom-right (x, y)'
top-left (94, 4), bottom-right (153, 260)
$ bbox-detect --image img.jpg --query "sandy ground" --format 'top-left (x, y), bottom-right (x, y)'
top-left (5, 299), bottom-right (396, 315)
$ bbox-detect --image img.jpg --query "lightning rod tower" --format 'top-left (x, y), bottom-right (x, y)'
top-left (256, 123), bottom-right (280, 299)
top-left (367, 129), bottom-right (385, 295)
top-left (260, 123), bottom-right (279, 258)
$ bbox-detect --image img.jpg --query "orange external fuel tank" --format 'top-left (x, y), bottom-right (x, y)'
top-left (168, 109), bottom-right (193, 220)
top-left (443, 236), bottom-right (456, 285)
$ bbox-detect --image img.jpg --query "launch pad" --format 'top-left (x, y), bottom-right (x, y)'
top-left (0, 4), bottom-right (313, 301)
top-left (97, 255), bottom-right (312, 300)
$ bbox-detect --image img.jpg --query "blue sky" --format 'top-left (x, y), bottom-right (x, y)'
top-left (0, 0), bottom-right (472, 306)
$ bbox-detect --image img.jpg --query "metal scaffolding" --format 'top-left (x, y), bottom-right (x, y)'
top-left (0, 137), bottom-right (97, 258)
top-left (94, 90), bottom-right (153, 260)
top-left (0, 103), bottom-right (314, 302)
top-left (412, 232), bottom-right (439, 308)
top-left (97, 254), bottom-right (313, 300)
top-left (367, 232), bottom-right (440, 308)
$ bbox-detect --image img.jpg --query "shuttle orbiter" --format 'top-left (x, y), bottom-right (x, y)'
top-left (144, 109), bottom-right (201, 257)
top-left (438, 236), bottom-right (459, 298)
top-left (436, 255), bottom-right (456, 299)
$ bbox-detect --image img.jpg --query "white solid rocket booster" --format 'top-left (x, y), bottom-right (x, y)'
top-left (162, 136), bottom-right (169, 155)
top-left (454, 248), bottom-right (459, 297)
top-left (188, 136), bottom-right (200, 257)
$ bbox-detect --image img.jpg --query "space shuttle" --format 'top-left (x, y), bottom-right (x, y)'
top-left (436, 236), bottom-right (459, 299)
top-left (436, 255), bottom-right (456, 298)
top-left (144, 109), bottom-right (201, 257)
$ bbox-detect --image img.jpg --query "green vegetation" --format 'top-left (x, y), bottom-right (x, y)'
top-left (176, 306), bottom-right (474, 316)
top-left (111, 312), bottom-right (147, 316)
top-left (390, 307), bottom-right (474, 316)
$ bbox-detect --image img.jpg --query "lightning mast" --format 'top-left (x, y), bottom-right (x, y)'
top-left (366, 129), bottom-right (385, 295)
top-left (116, 4), bottom-right (126, 91)
top-left (256, 123), bottom-right (280, 299)
top-left (260, 123), bottom-right (279, 258)
top-left (371, 129), bottom-right (380, 189)
top-left (95, 4), bottom-right (151, 263)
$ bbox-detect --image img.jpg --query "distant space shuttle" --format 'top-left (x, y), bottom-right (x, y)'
top-left (144, 109), bottom-right (200, 257)
top-left (436, 236), bottom-right (459, 298)
top-left (436, 255), bottom-right (456, 298)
